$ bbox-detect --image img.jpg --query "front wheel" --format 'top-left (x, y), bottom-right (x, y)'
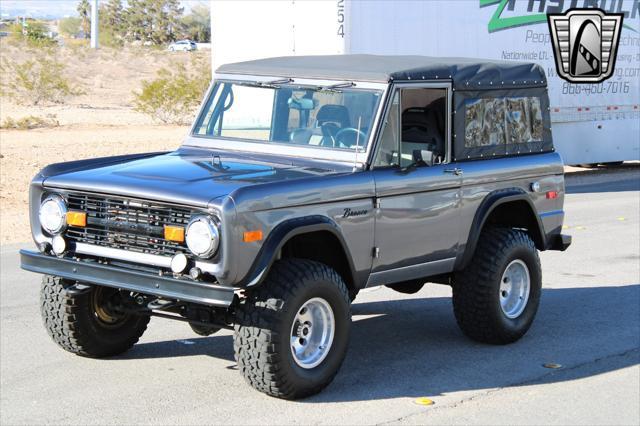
top-left (452, 227), bottom-right (541, 344)
top-left (40, 276), bottom-right (150, 357)
top-left (233, 259), bottom-right (351, 399)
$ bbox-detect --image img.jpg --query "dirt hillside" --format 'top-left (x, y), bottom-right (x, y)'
top-left (0, 42), bottom-right (208, 244)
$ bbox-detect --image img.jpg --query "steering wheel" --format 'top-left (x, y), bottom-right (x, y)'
top-left (335, 127), bottom-right (367, 148)
top-left (320, 122), bottom-right (340, 147)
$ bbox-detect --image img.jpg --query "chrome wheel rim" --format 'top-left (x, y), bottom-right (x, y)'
top-left (499, 259), bottom-right (531, 319)
top-left (290, 297), bottom-right (335, 369)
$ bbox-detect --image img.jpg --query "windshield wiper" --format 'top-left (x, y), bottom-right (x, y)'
top-left (258, 78), bottom-right (293, 87)
top-left (240, 78), bottom-right (293, 89)
top-left (318, 81), bottom-right (355, 92)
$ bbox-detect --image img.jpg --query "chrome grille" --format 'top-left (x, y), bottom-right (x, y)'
top-left (65, 192), bottom-right (192, 257)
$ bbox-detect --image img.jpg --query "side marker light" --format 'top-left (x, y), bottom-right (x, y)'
top-left (243, 230), bottom-right (263, 243)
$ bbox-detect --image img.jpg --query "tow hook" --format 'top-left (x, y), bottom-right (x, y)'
top-left (65, 283), bottom-right (92, 296)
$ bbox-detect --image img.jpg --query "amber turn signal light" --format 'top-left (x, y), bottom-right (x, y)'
top-left (164, 225), bottom-right (185, 242)
top-left (66, 211), bottom-right (87, 227)
top-left (243, 230), bottom-right (263, 243)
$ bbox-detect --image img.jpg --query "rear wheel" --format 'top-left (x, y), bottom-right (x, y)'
top-left (40, 276), bottom-right (150, 357)
top-left (233, 259), bottom-right (351, 399)
top-left (452, 227), bottom-right (541, 344)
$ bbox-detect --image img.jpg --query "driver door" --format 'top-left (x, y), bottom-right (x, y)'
top-left (369, 84), bottom-right (462, 286)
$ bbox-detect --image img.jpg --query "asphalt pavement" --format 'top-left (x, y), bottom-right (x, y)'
top-left (1, 170), bottom-right (638, 425)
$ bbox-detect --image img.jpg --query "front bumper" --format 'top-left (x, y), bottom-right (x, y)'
top-left (20, 250), bottom-right (235, 307)
top-left (547, 233), bottom-right (572, 251)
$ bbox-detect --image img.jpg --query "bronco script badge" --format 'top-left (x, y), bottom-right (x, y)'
top-left (547, 8), bottom-right (623, 83)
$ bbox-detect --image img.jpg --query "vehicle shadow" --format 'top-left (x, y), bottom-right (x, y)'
top-left (117, 334), bottom-right (236, 362)
top-left (121, 284), bottom-right (640, 402)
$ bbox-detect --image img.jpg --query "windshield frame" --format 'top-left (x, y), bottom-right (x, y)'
top-left (183, 73), bottom-right (389, 165)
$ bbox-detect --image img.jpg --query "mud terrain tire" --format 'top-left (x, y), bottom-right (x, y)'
top-left (453, 227), bottom-right (541, 344)
top-left (234, 259), bottom-right (351, 399)
top-left (40, 275), bottom-right (150, 357)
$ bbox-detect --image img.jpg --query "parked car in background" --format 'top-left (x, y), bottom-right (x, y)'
top-left (168, 40), bottom-right (196, 51)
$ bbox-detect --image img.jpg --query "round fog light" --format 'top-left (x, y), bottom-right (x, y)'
top-left (51, 235), bottom-right (66, 255)
top-left (189, 267), bottom-right (202, 280)
top-left (171, 253), bottom-right (188, 273)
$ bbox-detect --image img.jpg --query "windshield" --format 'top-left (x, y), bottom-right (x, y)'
top-left (193, 81), bottom-right (382, 152)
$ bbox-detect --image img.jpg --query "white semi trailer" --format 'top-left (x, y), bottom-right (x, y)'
top-left (210, 0), bottom-right (640, 165)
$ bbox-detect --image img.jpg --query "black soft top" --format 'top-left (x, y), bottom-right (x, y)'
top-left (216, 54), bottom-right (547, 90)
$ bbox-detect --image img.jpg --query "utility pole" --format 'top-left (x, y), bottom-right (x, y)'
top-left (210, 1), bottom-right (214, 80)
top-left (90, 0), bottom-right (99, 49)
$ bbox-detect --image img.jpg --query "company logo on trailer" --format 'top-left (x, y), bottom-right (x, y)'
top-left (548, 9), bottom-right (623, 83)
top-left (480, 0), bottom-right (637, 33)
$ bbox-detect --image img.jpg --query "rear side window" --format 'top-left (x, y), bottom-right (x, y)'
top-left (464, 97), bottom-right (543, 148)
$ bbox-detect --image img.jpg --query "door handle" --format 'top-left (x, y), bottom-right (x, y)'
top-left (444, 167), bottom-right (463, 176)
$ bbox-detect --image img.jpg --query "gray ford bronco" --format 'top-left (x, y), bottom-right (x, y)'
top-left (21, 55), bottom-right (571, 399)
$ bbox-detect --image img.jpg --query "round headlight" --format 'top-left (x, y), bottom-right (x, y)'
top-left (185, 216), bottom-right (220, 258)
top-left (39, 195), bottom-right (67, 235)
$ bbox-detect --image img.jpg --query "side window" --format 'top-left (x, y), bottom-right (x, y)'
top-left (373, 91), bottom-right (400, 167)
top-left (193, 83), bottom-right (275, 139)
top-left (219, 85), bottom-right (275, 140)
top-left (193, 84), bottom-right (223, 136)
top-left (399, 88), bottom-right (447, 167)
top-left (464, 96), bottom-right (544, 148)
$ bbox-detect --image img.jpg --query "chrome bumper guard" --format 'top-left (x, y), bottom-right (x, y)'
top-left (20, 250), bottom-right (235, 307)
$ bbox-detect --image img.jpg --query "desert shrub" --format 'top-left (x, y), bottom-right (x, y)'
top-left (5, 23), bottom-right (24, 38)
top-left (99, 27), bottom-right (125, 48)
top-left (133, 57), bottom-right (210, 125)
top-left (58, 17), bottom-right (82, 37)
top-left (0, 57), bottom-right (84, 106)
top-left (10, 21), bottom-right (57, 48)
top-left (1, 114), bottom-right (60, 130)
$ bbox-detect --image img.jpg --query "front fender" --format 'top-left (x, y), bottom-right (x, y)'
top-left (236, 215), bottom-right (356, 288)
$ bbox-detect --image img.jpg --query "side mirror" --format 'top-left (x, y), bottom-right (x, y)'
top-left (412, 149), bottom-right (435, 167)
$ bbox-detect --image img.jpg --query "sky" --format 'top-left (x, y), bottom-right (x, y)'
top-left (0, 0), bottom-right (208, 19)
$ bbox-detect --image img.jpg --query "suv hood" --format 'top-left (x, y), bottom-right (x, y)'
top-left (42, 148), bottom-right (345, 208)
